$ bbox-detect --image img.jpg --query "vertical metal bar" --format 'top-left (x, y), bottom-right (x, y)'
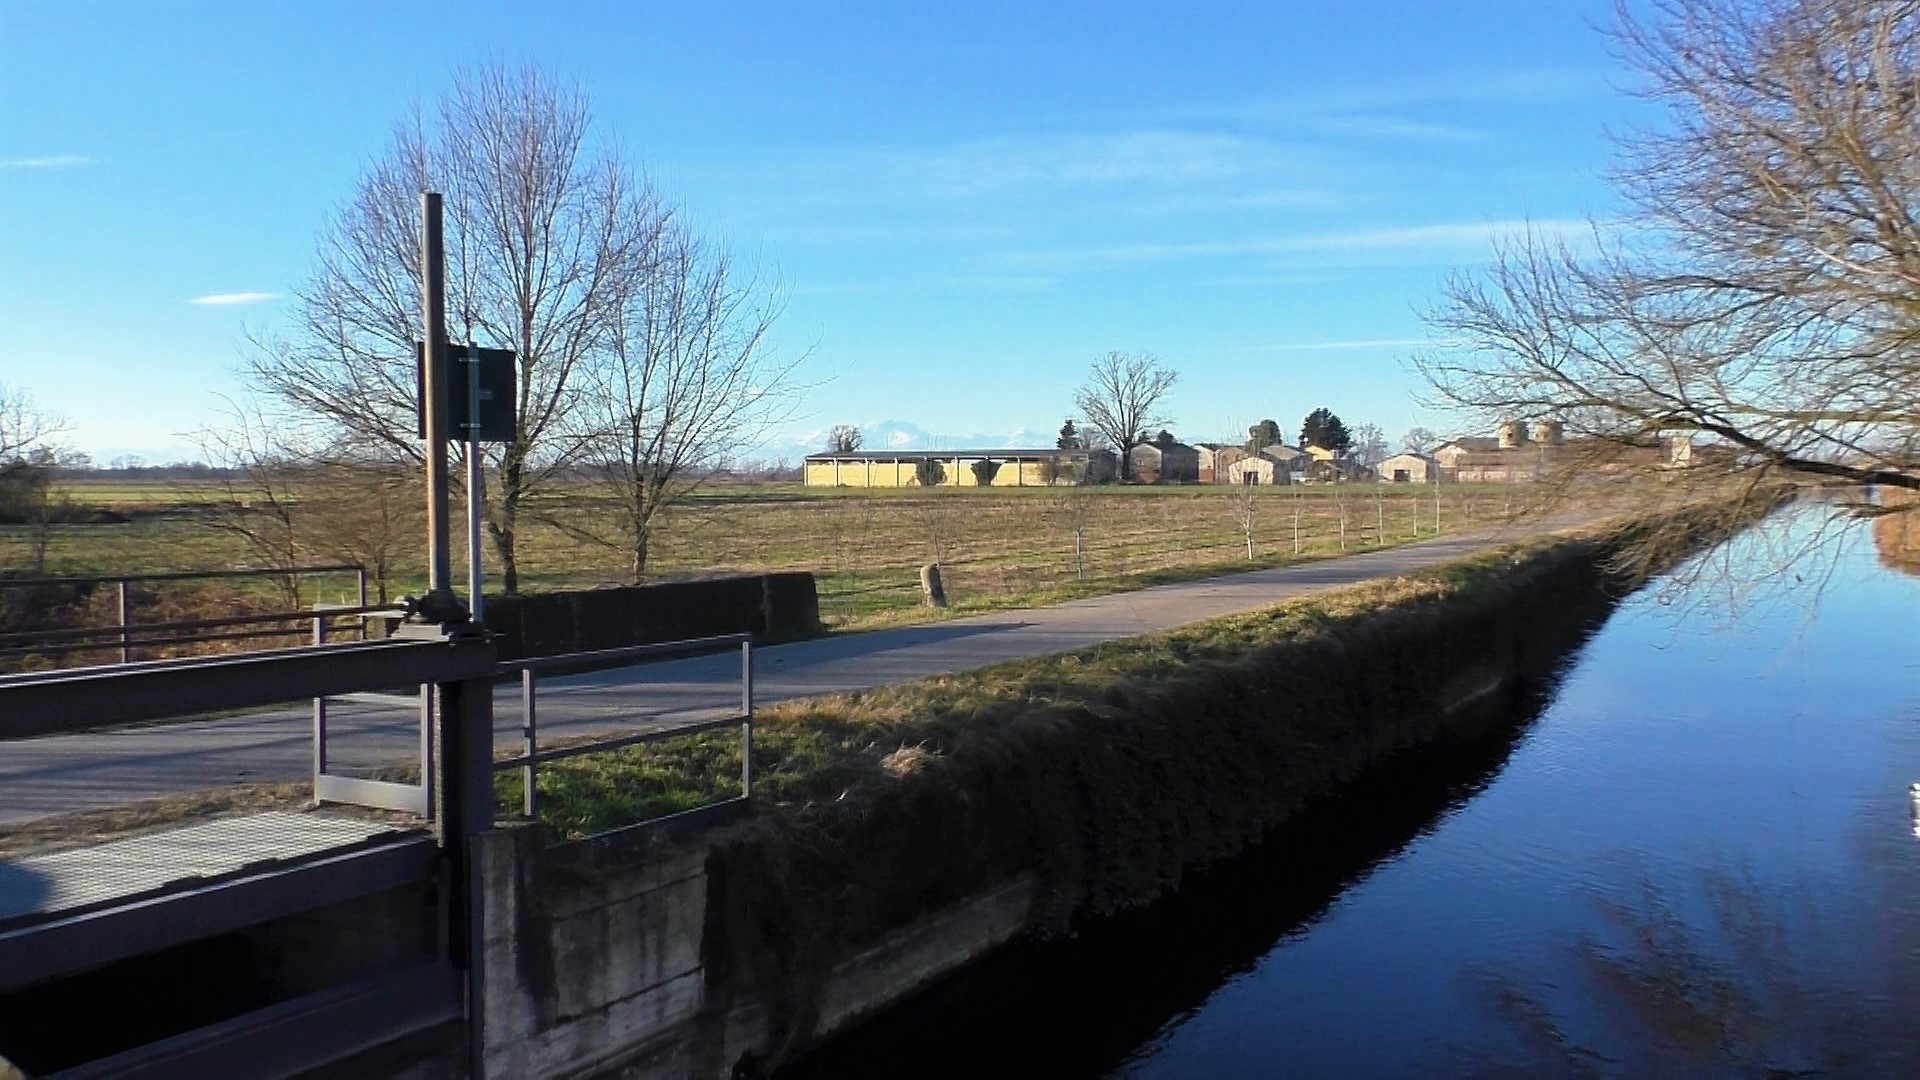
top-left (741, 640), bottom-right (754, 799)
top-left (419, 684), bottom-right (435, 822)
top-left (466, 440), bottom-right (485, 624)
top-left (116, 580), bottom-right (131, 664)
top-left (521, 668), bottom-right (537, 819)
top-left (311, 615), bottom-right (328, 782)
top-left (420, 192), bottom-right (455, 612)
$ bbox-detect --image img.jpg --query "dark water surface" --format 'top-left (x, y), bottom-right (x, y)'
top-left (787, 517), bottom-right (1920, 1077)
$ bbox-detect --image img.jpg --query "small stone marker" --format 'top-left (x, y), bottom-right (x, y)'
top-left (920, 563), bottom-right (947, 608)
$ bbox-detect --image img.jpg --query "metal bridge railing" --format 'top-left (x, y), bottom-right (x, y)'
top-left (0, 564), bottom-right (370, 664)
top-left (0, 629), bottom-right (496, 1076)
top-left (493, 633), bottom-right (755, 834)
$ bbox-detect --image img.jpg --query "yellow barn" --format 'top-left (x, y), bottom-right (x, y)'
top-left (803, 449), bottom-right (1113, 488)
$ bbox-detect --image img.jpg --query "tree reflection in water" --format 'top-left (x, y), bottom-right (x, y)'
top-left (1482, 855), bottom-right (1920, 1077)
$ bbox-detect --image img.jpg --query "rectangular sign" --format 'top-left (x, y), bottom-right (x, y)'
top-left (415, 343), bottom-right (517, 443)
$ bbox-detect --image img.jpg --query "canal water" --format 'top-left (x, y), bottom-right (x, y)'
top-left (788, 513), bottom-right (1920, 1077)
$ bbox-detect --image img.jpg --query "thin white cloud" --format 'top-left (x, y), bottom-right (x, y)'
top-left (1, 154), bottom-right (90, 169)
top-left (896, 130), bottom-right (1315, 196)
top-left (1169, 68), bottom-right (1600, 126)
top-left (188, 292), bottom-right (279, 306)
top-left (1226, 338), bottom-right (1449, 353)
top-left (1010, 218), bottom-right (1591, 269)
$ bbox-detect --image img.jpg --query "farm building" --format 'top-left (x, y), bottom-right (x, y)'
top-left (803, 448), bottom-right (1114, 488)
top-left (1128, 434), bottom-right (1201, 484)
top-left (1376, 453), bottom-right (1434, 483)
top-left (1194, 443), bottom-right (1247, 483)
top-left (1431, 437), bottom-right (1501, 470)
top-left (1225, 454), bottom-right (1289, 485)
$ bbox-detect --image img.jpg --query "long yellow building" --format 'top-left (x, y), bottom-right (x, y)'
top-left (803, 448), bottom-right (1114, 488)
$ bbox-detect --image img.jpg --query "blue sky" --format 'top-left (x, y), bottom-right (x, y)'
top-left (0, 1), bottom-right (1644, 463)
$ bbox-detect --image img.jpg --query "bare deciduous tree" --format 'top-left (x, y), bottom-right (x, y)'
top-left (826, 424), bottom-right (862, 453)
top-left (1353, 422), bottom-right (1389, 468)
top-left (1402, 426), bottom-right (1438, 455)
top-left (1074, 351), bottom-right (1178, 481)
top-left (0, 382), bottom-right (65, 464)
top-left (196, 401), bottom-right (312, 608)
top-left (568, 224), bottom-right (795, 582)
top-left (247, 63), bottom-right (670, 593)
top-left (1418, 0), bottom-right (1920, 544)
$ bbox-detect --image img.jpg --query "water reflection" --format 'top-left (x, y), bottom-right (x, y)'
top-left (783, 515), bottom-right (1920, 1078)
top-left (1480, 848), bottom-right (1920, 1076)
top-left (782, 673), bottom-right (1582, 1080)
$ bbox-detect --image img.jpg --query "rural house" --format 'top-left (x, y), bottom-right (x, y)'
top-left (1127, 433), bottom-right (1200, 484)
top-left (1194, 443), bottom-right (1246, 483)
top-left (1376, 453), bottom-right (1434, 483)
top-left (1224, 454), bottom-right (1287, 485)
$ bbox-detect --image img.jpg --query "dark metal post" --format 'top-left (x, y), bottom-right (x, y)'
top-left (116, 580), bottom-right (131, 664)
top-left (419, 192), bottom-right (459, 623)
top-left (435, 670), bottom-right (495, 971)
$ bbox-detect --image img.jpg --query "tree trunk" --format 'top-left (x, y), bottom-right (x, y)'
top-left (630, 528), bottom-right (650, 586)
top-left (490, 457), bottom-right (525, 595)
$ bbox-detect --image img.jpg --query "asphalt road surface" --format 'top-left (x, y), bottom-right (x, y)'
top-left (0, 528), bottom-right (1544, 827)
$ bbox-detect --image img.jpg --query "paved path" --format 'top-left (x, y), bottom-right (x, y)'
top-left (0, 528), bottom-right (1534, 827)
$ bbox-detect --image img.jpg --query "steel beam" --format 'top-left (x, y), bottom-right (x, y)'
top-left (0, 835), bottom-right (438, 992)
top-left (0, 639), bottom-right (494, 739)
top-left (50, 962), bottom-right (461, 1080)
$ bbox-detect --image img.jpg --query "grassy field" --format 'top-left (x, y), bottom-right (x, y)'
top-left (2, 476), bottom-right (1646, 641)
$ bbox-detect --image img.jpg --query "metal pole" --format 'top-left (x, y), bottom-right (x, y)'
top-left (312, 615), bottom-right (328, 782)
top-left (356, 568), bottom-right (369, 640)
top-left (740, 640), bottom-right (754, 799)
top-left (419, 192), bottom-right (457, 620)
top-left (521, 668), bottom-right (537, 819)
top-left (116, 580), bottom-right (131, 664)
top-left (466, 360), bottom-right (485, 623)
top-left (420, 684), bottom-right (436, 821)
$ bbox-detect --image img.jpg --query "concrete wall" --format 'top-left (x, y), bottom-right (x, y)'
top-left (472, 825), bottom-right (1038, 1080)
top-left (485, 573), bottom-right (820, 660)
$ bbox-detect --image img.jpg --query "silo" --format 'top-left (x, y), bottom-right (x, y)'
top-left (1497, 420), bottom-right (1530, 449)
top-left (1531, 419), bottom-right (1564, 446)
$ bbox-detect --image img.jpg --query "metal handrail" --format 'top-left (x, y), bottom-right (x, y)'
top-left (0, 636), bottom-right (493, 739)
top-left (495, 635), bottom-right (755, 824)
top-left (493, 631), bottom-right (753, 674)
top-left (0, 564), bottom-right (371, 664)
top-left (0, 564), bottom-right (367, 588)
top-left (0, 602), bottom-right (406, 647)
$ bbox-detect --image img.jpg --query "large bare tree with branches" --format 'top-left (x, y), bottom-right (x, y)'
top-left (1418, 0), bottom-right (1920, 541)
top-left (247, 63), bottom-right (669, 593)
top-left (1073, 351), bottom-right (1178, 481)
top-left (566, 222), bottom-right (794, 582)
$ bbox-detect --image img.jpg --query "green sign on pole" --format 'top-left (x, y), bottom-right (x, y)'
top-left (415, 343), bottom-right (516, 443)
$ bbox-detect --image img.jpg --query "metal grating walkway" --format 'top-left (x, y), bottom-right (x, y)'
top-left (0, 812), bottom-right (412, 928)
